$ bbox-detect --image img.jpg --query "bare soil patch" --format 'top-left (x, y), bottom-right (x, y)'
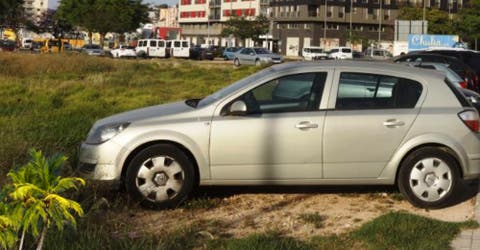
top-left (109, 183), bottom-right (478, 240)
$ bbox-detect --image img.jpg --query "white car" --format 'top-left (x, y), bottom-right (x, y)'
top-left (302, 47), bottom-right (328, 61)
top-left (110, 45), bottom-right (137, 58)
top-left (328, 47), bottom-right (353, 60)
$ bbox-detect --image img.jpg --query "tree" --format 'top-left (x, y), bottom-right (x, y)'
top-left (397, 6), bottom-right (455, 34)
top-left (6, 149), bottom-right (85, 250)
top-left (455, 0), bottom-right (480, 48)
top-left (221, 15), bottom-right (269, 46)
top-left (0, 0), bottom-right (24, 28)
top-left (57, 0), bottom-right (148, 46)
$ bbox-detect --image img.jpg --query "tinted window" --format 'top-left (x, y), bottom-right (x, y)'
top-left (150, 40), bottom-right (157, 47)
top-left (342, 48), bottom-right (352, 53)
top-left (174, 41), bottom-right (180, 47)
top-left (235, 73), bottom-right (327, 114)
top-left (330, 49), bottom-right (339, 53)
top-left (336, 73), bottom-right (422, 109)
top-left (182, 41), bottom-right (189, 48)
top-left (159, 41), bottom-right (165, 47)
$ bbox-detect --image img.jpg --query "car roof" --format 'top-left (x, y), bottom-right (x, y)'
top-left (269, 60), bottom-right (443, 80)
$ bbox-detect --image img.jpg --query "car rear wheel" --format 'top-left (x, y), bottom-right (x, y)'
top-left (255, 59), bottom-right (261, 66)
top-left (398, 147), bottom-right (460, 208)
top-left (125, 144), bottom-right (195, 209)
top-left (234, 58), bottom-right (240, 67)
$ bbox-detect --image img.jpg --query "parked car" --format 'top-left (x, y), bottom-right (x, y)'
top-left (302, 47), bottom-right (328, 61)
top-left (403, 62), bottom-right (468, 89)
top-left (110, 45), bottom-right (137, 58)
top-left (233, 47), bottom-right (283, 66)
top-left (394, 53), bottom-right (478, 92)
top-left (78, 61), bottom-right (480, 209)
top-left (0, 39), bottom-right (16, 52)
top-left (328, 47), bottom-right (353, 59)
top-left (414, 48), bottom-right (480, 91)
top-left (223, 47), bottom-right (241, 60)
top-left (363, 47), bottom-right (393, 60)
top-left (81, 44), bottom-right (105, 56)
top-left (189, 47), bottom-right (214, 60)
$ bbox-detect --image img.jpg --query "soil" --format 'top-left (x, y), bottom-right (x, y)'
top-left (108, 183), bottom-right (478, 240)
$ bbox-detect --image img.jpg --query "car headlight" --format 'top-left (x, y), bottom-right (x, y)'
top-left (85, 122), bottom-right (130, 144)
top-left (260, 57), bottom-right (272, 61)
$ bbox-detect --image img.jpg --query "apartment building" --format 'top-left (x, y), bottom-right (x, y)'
top-left (270, 0), bottom-right (464, 56)
top-left (178, 0), bottom-right (269, 46)
top-left (23, 0), bottom-right (49, 24)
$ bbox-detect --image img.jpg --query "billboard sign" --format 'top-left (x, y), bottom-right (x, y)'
top-left (408, 34), bottom-right (458, 51)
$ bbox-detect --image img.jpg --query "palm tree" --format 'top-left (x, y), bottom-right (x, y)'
top-left (7, 149), bottom-right (85, 250)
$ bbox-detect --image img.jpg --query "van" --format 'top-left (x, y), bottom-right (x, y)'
top-left (364, 47), bottom-right (393, 60)
top-left (328, 47), bottom-right (353, 60)
top-left (21, 38), bottom-right (33, 49)
top-left (302, 47), bottom-right (328, 61)
top-left (136, 39), bottom-right (170, 58)
top-left (171, 40), bottom-right (190, 58)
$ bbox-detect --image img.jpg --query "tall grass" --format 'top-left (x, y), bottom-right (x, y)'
top-left (0, 53), bottom-right (259, 180)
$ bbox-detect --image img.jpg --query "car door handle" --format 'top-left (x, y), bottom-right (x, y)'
top-left (383, 119), bottom-right (405, 128)
top-left (295, 121), bottom-right (318, 130)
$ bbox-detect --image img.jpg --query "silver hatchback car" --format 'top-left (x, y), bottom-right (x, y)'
top-left (78, 61), bottom-right (480, 209)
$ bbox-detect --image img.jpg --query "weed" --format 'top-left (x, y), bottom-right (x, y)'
top-left (298, 212), bottom-right (328, 229)
top-left (183, 197), bottom-right (222, 210)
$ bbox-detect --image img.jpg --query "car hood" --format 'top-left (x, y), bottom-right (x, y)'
top-left (93, 101), bottom-right (195, 128)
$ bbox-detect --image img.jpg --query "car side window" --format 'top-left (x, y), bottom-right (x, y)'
top-left (230, 73), bottom-right (327, 115)
top-left (336, 72), bottom-right (422, 109)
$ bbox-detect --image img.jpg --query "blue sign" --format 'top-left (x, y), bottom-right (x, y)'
top-left (408, 34), bottom-right (458, 51)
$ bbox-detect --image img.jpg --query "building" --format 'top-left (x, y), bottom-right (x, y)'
top-left (270, 0), bottom-right (465, 56)
top-left (178, 0), bottom-right (269, 46)
top-left (23, 0), bottom-right (49, 24)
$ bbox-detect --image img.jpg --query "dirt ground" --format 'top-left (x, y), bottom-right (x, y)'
top-left (113, 182), bottom-right (478, 240)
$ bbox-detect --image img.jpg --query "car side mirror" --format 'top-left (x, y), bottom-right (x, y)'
top-left (229, 100), bottom-right (247, 116)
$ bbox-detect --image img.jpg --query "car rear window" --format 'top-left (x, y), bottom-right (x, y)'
top-left (336, 73), bottom-right (423, 109)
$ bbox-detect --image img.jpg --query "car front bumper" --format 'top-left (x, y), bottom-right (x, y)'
top-left (77, 140), bottom-right (126, 181)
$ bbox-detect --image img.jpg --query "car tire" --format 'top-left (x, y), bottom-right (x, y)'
top-left (224, 56), bottom-right (228, 60)
top-left (398, 147), bottom-right (460, 208)
top-left (234, 58), bottom-right (240, 67)
top-left (125, 144), bottom-right (195, 209)
top-left (255, 59), bottom-right (261, 66)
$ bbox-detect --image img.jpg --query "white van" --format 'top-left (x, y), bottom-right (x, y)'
top-left (171, 40), bottom-right (190, 58)
top-left (302, 47), bottom-right (328, 61)
top-left (328, 47), bottom-right (353, 60)
top-left (136, 39), bottom-right (170, 58)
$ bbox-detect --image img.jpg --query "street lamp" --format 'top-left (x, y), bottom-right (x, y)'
top-left (422, 0), bottom-right (426, 33)
top-left (349, 0), bottom-right (353, 44)
top-left (377, 0), bottom-right (382, 48)
top-left (323, 0), bottom-right (327, 48)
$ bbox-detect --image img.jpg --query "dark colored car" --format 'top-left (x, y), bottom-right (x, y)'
top-left (0, 40), bottom-right (16, 52)
top-left (394, 53), bottom-right (478, 92)
top-left (190, 47), bottom-right (214, 60)
top-left (416, 49), bottom-right (480, 91)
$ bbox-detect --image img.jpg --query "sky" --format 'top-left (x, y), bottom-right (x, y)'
top-left (48, 0), bottom-right (177, 9)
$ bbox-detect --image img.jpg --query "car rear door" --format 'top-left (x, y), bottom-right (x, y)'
top-left (323, 70), bottom-right (423, 179)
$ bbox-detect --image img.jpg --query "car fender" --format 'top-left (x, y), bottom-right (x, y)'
top-left (113, 128), bottom-right (210, 181)
top-left (378, 133), bottom-right (468, 182)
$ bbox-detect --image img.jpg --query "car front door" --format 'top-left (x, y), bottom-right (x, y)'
top-left (209, 71), bottom-right (331, 181)
top-left (323, 71), bottom-right (423, 179)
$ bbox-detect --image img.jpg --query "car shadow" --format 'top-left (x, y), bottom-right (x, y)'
top-left (191, 179), bottom-right (479, 209)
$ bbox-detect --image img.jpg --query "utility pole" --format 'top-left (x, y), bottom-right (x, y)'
top-left (323, 0), bottom-right (327, 49)
top-left (377, 0), bottom-right (382, 48)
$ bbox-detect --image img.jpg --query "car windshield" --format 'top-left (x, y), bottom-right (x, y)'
top-left (197, 67), bottom-right (274, 108)
top-left (310, 48), bottom-right (323, 53)
top-left (85, 45), bottom-right (100, 49)
top-left (254, 48), bottom-right (270, 54)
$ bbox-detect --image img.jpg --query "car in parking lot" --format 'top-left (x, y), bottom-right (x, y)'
top-left (190, 46), bottom-right (215, 60)
top-left (394, 53), bottom-right (478, 91)
top-left (328, 47), bottom-right (353, 59)
top-left (81, 44), bottom-right (105, 56)
top-left (110, 45), bottom-right (137, 58)
top-left (233, 47), bottom-right (283, 66)
top-left (0, 39), bottom-right (16, 52)
top-left (302, 47), bottom-right (328, 61)
top-left (222, 47), bottom-right (241, 60)
top-left (78, 61), bottom-right (480, 209)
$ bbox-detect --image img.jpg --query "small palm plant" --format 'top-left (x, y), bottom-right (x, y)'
top-left (7, 149), bottom-right (85, 250)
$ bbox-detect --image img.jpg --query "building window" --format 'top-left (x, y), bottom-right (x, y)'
top-left (327, 24), bottom-right (339, 30)
top-left (181, 0), bottom-right (191, 5)
top-left (305, 23), bottom-right (312, 29)
top-left (288, 23), bottom-right (300, 29)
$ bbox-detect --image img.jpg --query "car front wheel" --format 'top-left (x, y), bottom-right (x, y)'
top-left (398, 147), bottom-right (460, 208)
top-left (234, 58), bottom-right (240, 67)
top-left (125, 144), bottom-right (195, 209)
